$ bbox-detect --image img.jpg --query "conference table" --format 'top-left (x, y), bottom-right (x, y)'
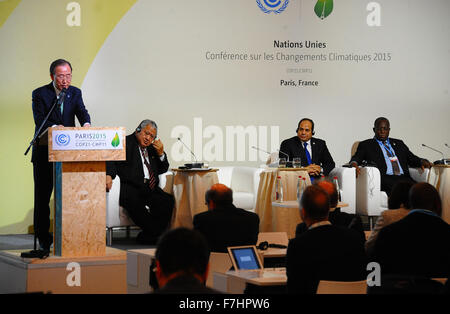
top-left (255, 168), bottom-right (311, 232)
top-left (170, 168), bottom-right (219, 228)
top-left (427, 165), bottom-right (450, 224)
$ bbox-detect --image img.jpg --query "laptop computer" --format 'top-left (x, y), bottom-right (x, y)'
top-left (227, 245), bottom-right (285, 279)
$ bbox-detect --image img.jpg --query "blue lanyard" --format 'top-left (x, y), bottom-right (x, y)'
top-left (408, 209), bottom-right (440, 219)
top-left (376, 138), bottom-right (395, 156)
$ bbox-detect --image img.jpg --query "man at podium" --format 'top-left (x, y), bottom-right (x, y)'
top-left (31, 59), bottom-right (91, 252)
top-left (106, 120), bottom-right (174, 244)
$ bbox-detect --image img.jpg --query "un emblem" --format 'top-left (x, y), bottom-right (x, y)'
top-left (256, 0), bottom-right (289, 14)
top-left (55, 133), bottom-right (70, 146)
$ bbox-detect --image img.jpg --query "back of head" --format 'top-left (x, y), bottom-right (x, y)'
top-left (388, 181), bottom-right (414, 209)
top-left (301, 185), bottom-right (330, 221)
top-left (155, 228), bottom-right (210, 277)
top-left (205, 183), bottom-right (233, 207)
top-left (409, 182), bottom-right (442, 216)
top-left (315, 180), bottom-right (338, 208)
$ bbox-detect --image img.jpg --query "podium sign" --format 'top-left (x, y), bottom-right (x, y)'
top-left (47, 127), bottom-right (126, 257)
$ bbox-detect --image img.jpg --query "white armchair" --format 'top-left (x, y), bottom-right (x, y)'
top-left (216, 166), bottom-right (264, 212)
top-left (355, 166), bottom-right (430, 228)
top-left (106, 171), bottom-right (174, 245)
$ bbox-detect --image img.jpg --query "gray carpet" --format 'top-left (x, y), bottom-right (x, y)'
top-left (0, 229), bottom-right (156, 251)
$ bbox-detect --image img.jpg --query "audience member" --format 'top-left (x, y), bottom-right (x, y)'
top-left (365, 181), bottom-right (414, 254)
top-left (295, 180), bottom-right (365, 243)
top-left (193, 183), bottom-right (259, 252)
top-left (371, 183), bottom-right (450, 279)
top-left (153, 227), bottom-right (220, 294)
top-left (287, 185), bottom-right (367, 294)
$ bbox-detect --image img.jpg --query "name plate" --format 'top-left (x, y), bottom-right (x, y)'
top-left (52, 129), bottom-right (124, 150)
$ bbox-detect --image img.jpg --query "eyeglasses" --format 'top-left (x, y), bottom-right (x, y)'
top-left (375, 127), bottom-right (390, 131)
top-left (55, 74), bottom-right (72, 80)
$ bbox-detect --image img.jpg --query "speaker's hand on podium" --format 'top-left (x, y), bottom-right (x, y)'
top-left (106, 175), bottom-right (113, 192)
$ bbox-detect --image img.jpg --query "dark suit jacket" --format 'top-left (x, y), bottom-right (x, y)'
top-left (287, 224), bottom-right (367, 294)
top-left (371, 211), bottom-right (450, 278)
top-left (31, 82), bottom-right (90, 162)
top-left (279, 136), bottom-right (335, 176)
top-left (193, 204), bottom-right (260, 253)
top-left (106, 133), bottom-right (169, 208)
top-left (152, 275), bottom-right (221, 294)
top-left (350, 138), bottom-right (423, 177)
top-left (295, 211), bottom-right (366, 244)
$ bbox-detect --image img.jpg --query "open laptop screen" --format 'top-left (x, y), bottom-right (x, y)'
top-left (227, 246), bottom-right (263, 270)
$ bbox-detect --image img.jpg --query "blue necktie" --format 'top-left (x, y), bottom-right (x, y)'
top-left (304, 142), bottom-right (312, 165)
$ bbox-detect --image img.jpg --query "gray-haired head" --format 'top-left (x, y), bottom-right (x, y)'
top-left (136, 119), bottom-right (158, 135)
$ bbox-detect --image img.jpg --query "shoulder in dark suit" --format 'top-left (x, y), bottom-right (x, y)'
top-left (371, 211), bottom-right (450, 278)
top-left (152, 275), bottom-right (221, 294)
top-left (31, 82), bottom-right (90, 162)
top-left (350, 138), bottom-right (422, 176)
top-left (279, 136), bottom-right (335, 176)
top-left (32, 82), bottom-right (90, 134)
top-left (287, 224), bottom-right (367, 294)
top-left (106, 133), bottom-right (169, 207)
top-left (193, 204), bottom-right (260, 253)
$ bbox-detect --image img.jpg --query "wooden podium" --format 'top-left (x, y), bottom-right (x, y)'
top-left (43, 127), bottom-right (126, 257)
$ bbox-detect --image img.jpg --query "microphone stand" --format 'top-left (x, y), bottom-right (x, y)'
top-left (421, 144), bottom-right (447, 165)
top-left (24, 91), bottom-right (64, 156)
top-left (21, 92), bottom-right (64, 259)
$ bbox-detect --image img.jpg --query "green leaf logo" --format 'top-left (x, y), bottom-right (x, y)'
top-left (314, 0), bottom-right (333, 20)
top-left (111, 133), bottom-right (120, 147)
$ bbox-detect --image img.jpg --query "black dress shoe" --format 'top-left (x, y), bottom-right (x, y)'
top-left (21, 249), bottom-right (49, 259)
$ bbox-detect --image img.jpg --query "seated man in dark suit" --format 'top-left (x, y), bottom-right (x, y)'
top-left (279, 118), bottom-right (335, 178)
top-left (153, 227), bottom-right (220, 294)
top-left (106, 119), bottom-right (174, 244)
top-left (193, 183), bottom-right (260, 253)
top-left (295, 180), bottom-right (365, 243)
top-left (371, 183), bottom-right (450, 279)
top-left (350, 117), bottom-right (431, 195)
top-left (287, 185), bottom-right (367, 294)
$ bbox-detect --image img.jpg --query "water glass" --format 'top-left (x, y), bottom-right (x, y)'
top-left (293, 157), bottom-right (302, 168)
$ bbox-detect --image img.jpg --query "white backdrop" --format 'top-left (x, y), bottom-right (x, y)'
top-left (83, 0), bottom-right (450, 167)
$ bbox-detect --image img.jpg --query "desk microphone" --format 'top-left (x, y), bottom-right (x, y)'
top-left (251, 146), bottom-right (271, 155)
top-left (177, 137), bottom-right (204, 168)
top-left (422, 144), bottom-right (447, 165)
top-left (278, 149), bottom-right (290, 161)
top-left (177, 137), bottom-right (198, 162)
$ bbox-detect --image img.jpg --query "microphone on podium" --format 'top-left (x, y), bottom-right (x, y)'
top-left (177, 137), bottom-right (204, 168)
top-left (278, 149), bottom-right (290, 161)
top-left (421, 144), bottom-right (447, 165)
top-left (251, 146), bottom-right (271, 155)
top-left (57, 88), bottom-right (67, 110)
